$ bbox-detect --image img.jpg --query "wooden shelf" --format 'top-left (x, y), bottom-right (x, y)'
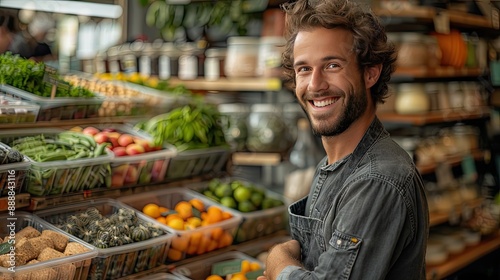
top-left (167, 77), bottom-right (283, 92)
top-left (393, 67), bottom-right (485, 80)
top-left (232, 152), bottom-right (284, 166)
top-left (374, 6), bottom-right (497, 30)
top-left (0, 193), bottom-right (30, 212)
top-left (417, 149), bottom-right (486, 175)
top-left (426, 231), bottom-right (500, 280)
top-left (429, 197), bottom-right (483, 227)
top-left (378, 107), bottom-right (491, 126)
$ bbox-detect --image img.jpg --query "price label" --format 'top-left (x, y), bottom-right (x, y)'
top-left (43, 65), bottom-right (59, 99)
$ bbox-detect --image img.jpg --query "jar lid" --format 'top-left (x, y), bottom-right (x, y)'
top-left (218, 103), bottom-right (250, 113)
top-left (251, 103), bottom-right (282, 113)
top-left (398, 83), bottom-right (425, 92)
top-left (400, 32), bottom-right (425, 43)
top-left (227, 36), bottom-right (260, 45)
top-left (205, 48), bottom-right (227, 58)
top-left (260, 36), bottom-right (286, 45)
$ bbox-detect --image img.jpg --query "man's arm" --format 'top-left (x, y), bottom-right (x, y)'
top-left (257, 240), bottom-right (303, 280)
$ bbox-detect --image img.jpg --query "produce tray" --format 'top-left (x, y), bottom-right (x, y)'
top-left (0, 128), bottom-right (113, 196)
top-left (118, 188), bottom-right (242, 263)
top-left (171, 251), bottom-right (264, 280)
top-left (0, 142), bottom-right (30, 197)
top-left (0, 94), bottom-right (40, 123)
top-left (188, 177), bottom-right (290, 243)
top-left (68, 124), bottom-right (177, 189)
top-left (0, 84), bottom-right (103, 121)
top-left (0, 211), bottom-right (98, 280)
top-left (165, 146), bottom-right (231, 180)
top-left (35, 198), bottom-right (174, 280)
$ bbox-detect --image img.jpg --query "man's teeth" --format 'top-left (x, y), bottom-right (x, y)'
top-left (313, 98), bottom-right (337, 107)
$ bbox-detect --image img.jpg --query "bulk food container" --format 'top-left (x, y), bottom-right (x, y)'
top-left (118, 188), bottom-right (242, 263)
top-left (0, 212), bottom-right (97, 280)
top-left (35, 198), bottom-right (174, 280)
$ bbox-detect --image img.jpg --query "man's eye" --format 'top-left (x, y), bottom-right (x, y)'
top-left (326, 63), bottom-right (339, 69)
top-left (296, 66), bottom-right (310, 72)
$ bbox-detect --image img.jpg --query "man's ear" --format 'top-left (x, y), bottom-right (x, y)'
top-left (364, 64), bottom-right (382, 89)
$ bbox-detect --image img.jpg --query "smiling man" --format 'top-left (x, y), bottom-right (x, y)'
top-left (257, 1), bottom-right (429, 279)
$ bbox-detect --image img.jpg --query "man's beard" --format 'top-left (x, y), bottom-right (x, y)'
top-left (304, 87), bottom-right (368, 137)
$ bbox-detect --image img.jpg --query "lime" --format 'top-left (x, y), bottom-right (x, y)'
top-left (208, 178), bottom-right (221, 192)
top-left (238, 201), bottom-right (256, 212)
top-left (214, 183), bottom-right (232, 198)
top-left (234, 186), bottom-right (252, 203)
top-left (230, 180), bottom-right (245, 190)
top-left (203, 190), bottom-right (220, 202)
top-left (220, 196), bottom-right (237, 209)
top-left (250, 192), bottom-right (264, 208)
top-left (261, 197), bottom-right (275, 209)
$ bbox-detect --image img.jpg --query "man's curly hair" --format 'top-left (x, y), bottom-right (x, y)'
top-left (281, 0), bottom-right (397, 104)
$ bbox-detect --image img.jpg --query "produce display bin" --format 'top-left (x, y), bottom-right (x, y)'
top-left (0, 128), bottom-right (113, 196)
top-left (188, 177), bottom-right (290, 243)
top-left (0, 84), bottom-right (103, 121)
top-left (165, 146), bottom-right (231, 180)
top-left (0, 211), bottom-right (97, 280)
top-left (67, 124), bottom-right (177, 189)
top-left (118, 188), bottom-right (242, 263)
top-left (35, 198), bottom-right (174, 280)
top-left (0, 94), bottom-right (40, 123)
top-left (170, 251), bottom-right (264, 280)
top-left (0, 142), bottom-right (30, 197)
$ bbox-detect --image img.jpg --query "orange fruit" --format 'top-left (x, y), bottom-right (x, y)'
top-left (196, 236), bottom-right (210, 255)
top-left (206, 239), bottom-right (218, 252)
top-left (231, 273), bottom-right (247, 280)
top-left (142, 203), bottom-right (161, 219)
top-left (167, 248), bottom-right (183, 261)
top-left (250, 261), bottom-right (261, 271)
top-left (171, 235), bottom-right (190, 251)
top-left (210, 227), bottom-right (224, 241)
top-left (189, 198), bottom-right (205, 212)
top-left (206, 206), bottom-right (223, 224)
top-left (186, 217), bottom-right (202, 228)
top-left (241, 260), bottom-right (251, 273)
top-left (156, 216), bottom-right (167, 225)
top-left (167, 216), bottom-right (185, 230)
top-left (218, 232), bottom-right (233, 248)
top-left (186, 243), bottom-right (198, 255)
top-left (206, 275), bottom-right (224, 280)
top-left (175, 201), bottom-right (193, 220)
top-left (189, 231), bottom-right (203, 246)
top-left (221, 211), bottom-right (233, 220)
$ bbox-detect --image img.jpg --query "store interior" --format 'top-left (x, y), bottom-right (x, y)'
top-left (0, 0), bottom-right (500, 279)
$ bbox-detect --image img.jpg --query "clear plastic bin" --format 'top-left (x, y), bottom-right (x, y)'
top-left (165, 146), bottom-right (231, 180)
top-left (0, 94), bottom-right (40, 123)
top-left (0, 142), bottom-right (30, 197)
top-left (0, 84), bottom-right (102, 121)
top-left (118, 188), bottom-right (242, 263)
top-left (35, 198), bottom-right (174, 280)
top-left (0, 128), bottom-right (113, 196)
top-left (171, 251), bottom-right (264, 280)
top-left (66, 123), bottom-right (177, 188)
top-left (0, 211), bottom-right (97, 280)
top-left (188, 177), bottom-right (290, 243)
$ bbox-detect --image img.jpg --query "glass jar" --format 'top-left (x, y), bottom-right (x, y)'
top-left (246, 104), bottom-right (289, 153)
top-left (397, 33), bottom-right (429, 68)
top-left (178, 42), bottom-right (199, 80)
top-left (218, 103), bottom-right (250, 151)
top-left (257, 36), bottom-right (286, 77)
top-left (225, 37), bottom-right (260, 78)
top-left (204, 48), bottom-right (227, 81)
top-left (395, 83), bottom-right (430, 114)
top-left (158, 42), bottom-right (179, 80)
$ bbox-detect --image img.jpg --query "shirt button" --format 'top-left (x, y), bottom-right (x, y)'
top-left (337, 240), bottom-right (342, 245)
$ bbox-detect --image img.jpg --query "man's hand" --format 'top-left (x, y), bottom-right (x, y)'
top-left (257, 239), bottom-right (302, 280)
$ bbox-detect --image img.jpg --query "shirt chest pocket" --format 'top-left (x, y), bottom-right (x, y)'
top-left (328, 230), bottom-right (362, 279)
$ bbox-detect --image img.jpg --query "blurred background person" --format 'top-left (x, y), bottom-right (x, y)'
top-left (8, 12), bottom-right (55, 61)
top-left (0, 14), bottom-right (15, 54)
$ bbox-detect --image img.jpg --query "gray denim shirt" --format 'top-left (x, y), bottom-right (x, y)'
top-left (280, 117), bottom-right (429, 280)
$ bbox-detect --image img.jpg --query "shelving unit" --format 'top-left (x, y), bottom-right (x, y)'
top-left (426, 231), bottom-right (500, 280)
top-left (167, 77), bottom-right (282, 92)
